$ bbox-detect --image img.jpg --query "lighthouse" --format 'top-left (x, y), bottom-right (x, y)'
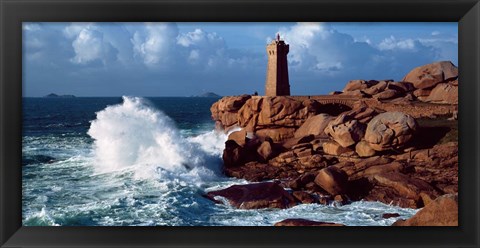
top-left (265, 34), bottom-right (290, 96)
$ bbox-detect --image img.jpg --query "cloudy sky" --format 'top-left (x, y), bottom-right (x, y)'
top-left (23, 22), bottom-right (457, 97)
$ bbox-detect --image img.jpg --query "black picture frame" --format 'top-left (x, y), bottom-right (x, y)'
top-left (1, 0), bottom-right (479, 247)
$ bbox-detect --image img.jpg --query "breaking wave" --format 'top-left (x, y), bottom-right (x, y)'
top-left (87, 96), bottom-right (227, 181)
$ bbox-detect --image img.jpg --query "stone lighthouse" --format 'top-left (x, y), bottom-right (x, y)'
top-left (265, 34), bottom-right (290, 96)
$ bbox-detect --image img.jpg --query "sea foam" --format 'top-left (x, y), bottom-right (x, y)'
top-left (87, 96), bottom-right (225, 181)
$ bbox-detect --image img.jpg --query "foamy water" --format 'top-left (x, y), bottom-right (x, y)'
top-left (22, 96), bottom-right (418, 226)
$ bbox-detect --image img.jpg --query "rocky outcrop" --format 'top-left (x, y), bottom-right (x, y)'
top-left (402, 61), bottom-right (458, 89)
top-left (210, 94), bottom-right (251, 132)
top-left (206, 182), bottom-right (296, 209)
top-left (210, 61), bottom-right (458, 217)
top-left (335, 61), bottom-right (458, 105)
top-left (238, 97), bottom-right (320, 142)
top-left (274, 218), bottom-right (345, 226)
top-left (392, 194), bottom-right (458, 226)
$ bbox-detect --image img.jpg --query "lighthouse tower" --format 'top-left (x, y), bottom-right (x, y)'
top-left (265, 34), bottom-right (290, 96)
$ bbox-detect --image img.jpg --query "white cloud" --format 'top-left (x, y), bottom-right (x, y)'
top-left (431, 31), bottom-right (440, 36)
top-left (63, 23), bottom-right (94, 38)
top-left (70, 28), bottom-right (104, 64)
top-left (277, 22), bottom-right (377, 75)
top-left (64, 24), bottom-right (119, 65)
top-left (378, 36), bottom-right (417, 51)
top-left (131, 23), bottom-right (178, 67)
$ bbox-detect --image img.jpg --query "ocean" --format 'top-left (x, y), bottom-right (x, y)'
top-left (22, 96), bottom-right (417, 226)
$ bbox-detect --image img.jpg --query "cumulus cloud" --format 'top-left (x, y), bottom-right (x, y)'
top-left (278, 22), bottom-right (379, 76)
top-left (131, 23), bottom-right (179, 67)
top-left (63, 24), bottom-right (119, 65)
top-left (378, 36), bottom-right (418, 51)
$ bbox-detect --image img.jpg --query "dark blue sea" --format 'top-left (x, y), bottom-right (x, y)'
top-left (22, 96), bottom-right (416, 226)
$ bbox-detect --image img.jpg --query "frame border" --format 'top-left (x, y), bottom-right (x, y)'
top-left (1, 0), bottom-right (479, 247)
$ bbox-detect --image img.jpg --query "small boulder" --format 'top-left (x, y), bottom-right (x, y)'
top-left (323, 140), bottom-right (353, 156)
top-left (373, 89), bottom-right (400, 100)
top-left (343, 79), bottom-right (369, 91)
top-left (363, 81), bottom-right (388, 95)
top-left (314, 166), bottom-right (349, 195)
top-left (324, 114), bottom-right (366, 148)
top-left (355, 140), bottom-right (376, 157)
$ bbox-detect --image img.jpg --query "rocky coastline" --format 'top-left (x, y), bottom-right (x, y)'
top-left (206, 61), bottom-right (459, 226)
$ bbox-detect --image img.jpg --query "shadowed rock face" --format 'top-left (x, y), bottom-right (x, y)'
top-left (206, 182), bottom-right (296, 209)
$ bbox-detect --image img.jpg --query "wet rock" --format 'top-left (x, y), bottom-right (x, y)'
top-left (288, 172), bottom-right (317, 190)
top-left (223, 140), bottom-right (245, 167)
top-left (292, 191), bottom-right (317, 204)
top-left (382, 213), bottom-right (400, 219)
top-left (206, 182), bottom-right (296, 209)
top-left (274, 218), bottom-right (345, 226)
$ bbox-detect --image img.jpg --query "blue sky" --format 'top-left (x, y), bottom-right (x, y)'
top-left (23, 22), bottom-right (458, 97)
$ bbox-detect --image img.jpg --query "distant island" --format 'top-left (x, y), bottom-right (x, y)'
top-left (192, 92), bottom-right (221, 98)
top-left (43, 93), bottom-right (76, 98)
